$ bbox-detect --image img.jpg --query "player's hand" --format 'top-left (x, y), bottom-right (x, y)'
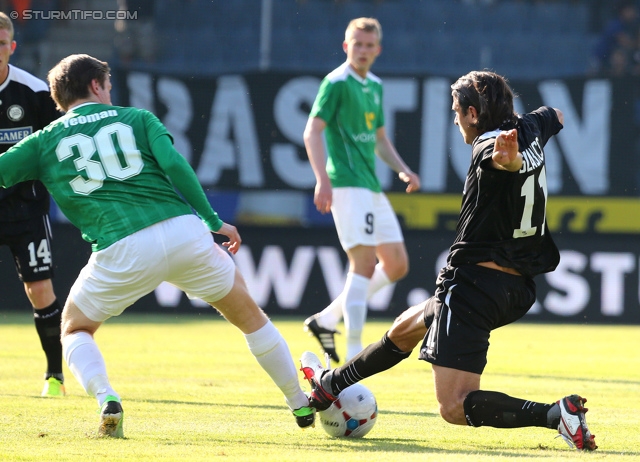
top-left (493, 129), bottom-right (520, 169)
top-left (399, 170), bottom-right (420, 193)
top-left (214, 222), bottom-right (242, 255)
top-left (314, 181), bottom-right (332, 214)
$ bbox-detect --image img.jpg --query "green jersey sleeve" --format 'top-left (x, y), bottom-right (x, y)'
top-left (0, 131), bottom-right (42, 187)
top-left (310, 78), bottom-right (340, 123)
top-left (150, 133), bottom-right (223, 232)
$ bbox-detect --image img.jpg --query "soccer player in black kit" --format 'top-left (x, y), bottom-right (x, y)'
top-left (0, 12), bottom-right (65, 396)
top-left (300, 71), bottom-right (597, 451)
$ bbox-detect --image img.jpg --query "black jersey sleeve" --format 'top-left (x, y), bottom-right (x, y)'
top-left (447, 107), bottom-right (562, 277)
top-left (525, 106), bottom-right (563, 146)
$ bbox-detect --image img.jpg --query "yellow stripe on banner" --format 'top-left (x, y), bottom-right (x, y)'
top-left (387, 194), bottom-right (640, 234)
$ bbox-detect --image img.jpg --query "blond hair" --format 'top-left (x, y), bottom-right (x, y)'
top-left (345, 17), bottom-right (382, 42)
top-left (0, 12), bottom-right (15, 40)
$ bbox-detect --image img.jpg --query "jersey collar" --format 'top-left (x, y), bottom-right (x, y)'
top-left (346, 63), bottom-right (370, 85)
top-left (477, 129), bottom-right (502, 141)
top-left (0, 64), bottom-right (13, 93)
top-left (67, 101), bottom-right (100, 113)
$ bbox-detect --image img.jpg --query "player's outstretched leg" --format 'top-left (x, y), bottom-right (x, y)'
top-left (303, 315), bottom-right (340, 363)
top-left (98, 395), bottom-right (124, 438)
top-left (291, 403), bottom-right (315, 429)
top-left (208, 268), bottom-right (316, 429)
top-left (299, 351), bottom-right (337, 411)
top-left (41, 376), bottom-right (66, 397)
top-left (556, 395), bottom-right (597, 450)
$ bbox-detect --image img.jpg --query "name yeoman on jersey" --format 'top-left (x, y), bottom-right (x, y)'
top-left (62, 109), bottom-right (118, 128)
top-left (519, 137), bottom-right (544, 173)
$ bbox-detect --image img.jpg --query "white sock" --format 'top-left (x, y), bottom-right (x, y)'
top-left (62, 331), bottom-right (120, 406)
top-left (368, 263), bottom-right (392, 297)
top-left (314, 297), bottom-right (343, 330)
top-left (315, 264), bottom-right (391, 331)
top-left (342, 273), bottom-right (370, 361)
top-left (245, 321), bottom-right (309, 411)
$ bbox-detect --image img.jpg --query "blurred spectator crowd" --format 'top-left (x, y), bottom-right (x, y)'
top-left (2, 0), bottom-right (640, 79)
top-left (589, 0), bottom-right (640, 77)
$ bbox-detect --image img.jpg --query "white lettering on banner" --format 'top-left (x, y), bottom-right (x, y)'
top-left (271, 77), bottom-right (319, 187)
top-left (271, 143), bottom-right (314, 188)
top-left (157, 78), bottom-right (193, 163)
top-left (275, 77), bottom-right (319, 143)
top-left (591, 252), bottom-right (635, 316)
top-left (316, 246), bottom-right (348, 300)
top-left (420, 77), bottom-right (452, 191)
top-left (539, 80), bottom-right (611, 194)
top-left (126, 73), bottom-right (612, 194)
top-left (197, 76), bottom-right (263, 186)
top-left (314, 246), bottom-right (396, 311)
top-left (544, 250), bottom-right (590, 316)
top-left (127, 73), bottom-right (194, 162)
top-left (377, 78), bottom-right (418, 189)
top-left (318, 245), bottom-right (396, 308)
top-left (544, 250), bottom-right (639, 317)
top-left (151, 244), bottom-right (637, 318)
top-left (127, 72), bottom-right (153, 112)
top-left (233, 245), bottom-right (315, 309)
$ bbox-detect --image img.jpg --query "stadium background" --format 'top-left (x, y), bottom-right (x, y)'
top-left (1, 0), bottom-right (639, 323)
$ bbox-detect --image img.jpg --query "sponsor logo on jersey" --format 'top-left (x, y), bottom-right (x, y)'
top-left (352, 132), bottom-right (376, 143)
top-left (7, 104), bottom-right (25, 121)
top-left (0, 127), bottom-right (32, 144)
top-left (365, 112), bottom-right (375, 130)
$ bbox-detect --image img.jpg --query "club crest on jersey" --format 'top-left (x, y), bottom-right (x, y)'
top-left (7, 104), bottom-right (25, 122)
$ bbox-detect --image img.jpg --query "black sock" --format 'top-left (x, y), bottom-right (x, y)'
top-left (326, 333), bottom-right (411, 395)
top-left (463, 390), bottom-right (554, 428)
top-left (33, 299), bottom-right (64, 380)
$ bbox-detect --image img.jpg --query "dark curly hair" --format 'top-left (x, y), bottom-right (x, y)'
top-left (451, 71), bottom-right (518, 133)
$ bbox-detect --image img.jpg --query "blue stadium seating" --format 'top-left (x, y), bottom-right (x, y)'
top-left (151, 0), bottom-right (596, 79)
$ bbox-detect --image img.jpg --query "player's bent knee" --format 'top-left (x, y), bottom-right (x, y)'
top-left (384, 259), bottom-right (409, 282)
top-left (210, 285), bottom-right (268, 334)
top-left (438, 400), bottom-right (467, 426)
top-left (387, 324), bottom-right (424, 353)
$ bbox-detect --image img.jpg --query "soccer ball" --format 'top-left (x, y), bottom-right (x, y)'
top-left (319, 383), bottom-right (378, 438)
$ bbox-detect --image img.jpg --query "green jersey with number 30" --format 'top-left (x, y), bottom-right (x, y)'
top-left (310, 62), bottom-right (385, 192)
top-left (0, 102), bottom-right (222, 250)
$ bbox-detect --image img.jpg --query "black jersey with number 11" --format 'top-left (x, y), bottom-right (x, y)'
top-left (448, 106), bottom-right (563, 278)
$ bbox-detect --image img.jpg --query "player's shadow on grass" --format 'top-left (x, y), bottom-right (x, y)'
top-left (494, 372), bottom-right (640, 386)
top-left (377, 408), bottom-right (438, 419)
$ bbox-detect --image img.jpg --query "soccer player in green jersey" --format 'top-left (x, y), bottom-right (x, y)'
top-left (0, 54), bottom-right (314, 437)
top-left (303, 18), bottom-right (420, 363)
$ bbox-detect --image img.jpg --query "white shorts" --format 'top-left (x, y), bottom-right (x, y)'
top-left (70, 215), bottom-right (236, 322)
top-left (331, 187), bottom-right (404, 251)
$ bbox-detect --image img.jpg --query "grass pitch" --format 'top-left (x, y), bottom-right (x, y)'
top-left (1, 311), bottom-right (639, 461)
